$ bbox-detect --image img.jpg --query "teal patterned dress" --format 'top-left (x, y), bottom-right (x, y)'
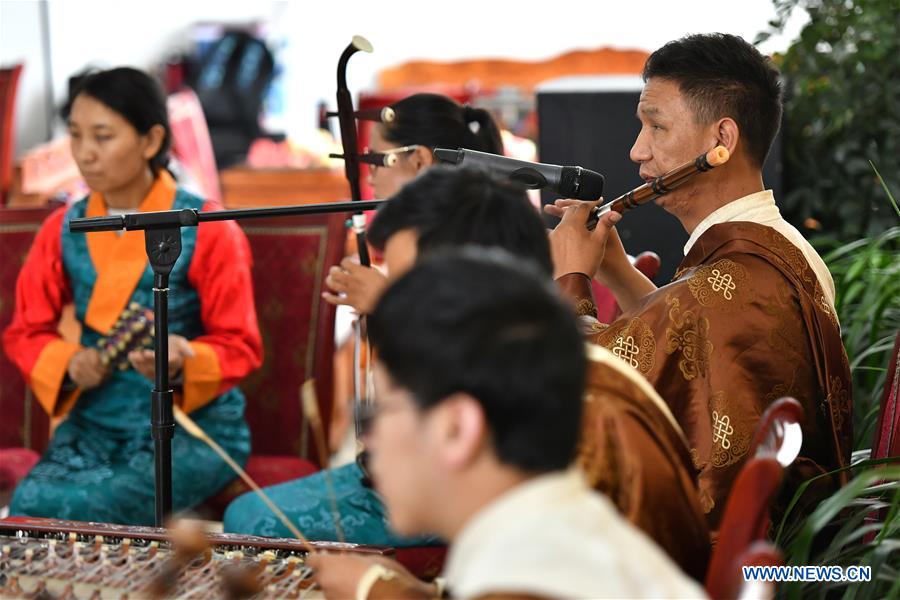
top-left (7, 185), bottom-right (259, 525)
top-left (223, 461), bottom-right (441, 547)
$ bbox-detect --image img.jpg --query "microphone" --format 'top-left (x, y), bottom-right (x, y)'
top-left (433, 147), bottom-right (604, 200)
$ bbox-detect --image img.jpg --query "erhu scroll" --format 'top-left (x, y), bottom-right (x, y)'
top-left (329, 34), bottom-right (375, 266)
top-left (586, 145), bottom-right (730, 229)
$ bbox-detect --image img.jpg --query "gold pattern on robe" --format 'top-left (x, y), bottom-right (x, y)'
top-left (672, 265), bottom-right (693, 282)
top-left (826, 375), bottom-right (850, 433)
top-left (817, 288), bottom-right (840, 330)
top-left (583, 222), bottom-right (852, 532)
top-left (687, 258), bottom-right (750, 311)
top-left (575, 298), bottom-right (597, 317)
top-left (579, 392), bottom-right (634, 512)
top-left (762, 227), bottom-right (817, 290)
top-left (709, 392), bottom-right (751, 468)
top-left (840, 345), bottom-right (851, 377)
top-left (699, 486), bottom-right (716, 515)
top-left (664, 294), bottom-right (713, 381)
top-left (763, 298), bottom-right (806, 357)
top-left (604, 318), bottom-right (656, 374)
top-left (576, 347), bottom-right (711, 580)
top-left (689, 448), bottom-right (705, 471)
top-left (588, 321), bottom-right (610, 334)
top-left (764, 369), bottom-right (802, 406)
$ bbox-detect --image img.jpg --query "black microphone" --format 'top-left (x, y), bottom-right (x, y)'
top-left (433, 147), bottom-right (604, 200)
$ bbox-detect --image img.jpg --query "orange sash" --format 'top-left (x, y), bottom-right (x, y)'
top-left (83, 172), bottom-right (177, 333)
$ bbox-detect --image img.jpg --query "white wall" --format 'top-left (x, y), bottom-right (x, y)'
top-left (1, 0), bottom-right (808, 157)
top-left (1, 0), bottom-right (52, 154)
top-left (2, 0), bottom-right (279, 155)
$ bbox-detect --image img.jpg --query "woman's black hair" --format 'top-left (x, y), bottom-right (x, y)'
top-left (63, 67), bottom-right (171, 173)
top-left (368, 165), bottom-right (552, 276)
top-left (381, 93), bottom-right (503, 155)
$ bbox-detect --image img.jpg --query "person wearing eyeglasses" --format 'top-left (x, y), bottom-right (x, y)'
top-left (223, 167), bottom-right (553, 548)
top-left (322, 93), bottom-right (504, 315)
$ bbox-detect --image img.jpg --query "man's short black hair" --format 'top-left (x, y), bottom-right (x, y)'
top-left (368, 249), bottom-right (586, 473)
top-left (643, 33), bottom-right (783, 168)
top-left (367, 166), bottom-right (553, 276)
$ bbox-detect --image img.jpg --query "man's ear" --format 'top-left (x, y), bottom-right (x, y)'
top-left (714, 117), bottom-right (740, 157)
top-left (411, 146), bottom-right (434, 173)
top-left (435, 393), bottom-right (488, 470)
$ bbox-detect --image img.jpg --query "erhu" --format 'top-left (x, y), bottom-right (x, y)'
top-left (328, 35), bottom-right (374, 266)
top-left (323, 36), bottom-right (384, 446)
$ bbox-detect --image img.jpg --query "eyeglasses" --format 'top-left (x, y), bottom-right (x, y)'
top-left (359, 145), bottom-right (421, 169)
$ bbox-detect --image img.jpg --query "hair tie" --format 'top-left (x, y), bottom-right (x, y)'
top-left (463, 104), bottom-right (482, 134)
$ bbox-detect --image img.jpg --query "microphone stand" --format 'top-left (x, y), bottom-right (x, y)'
top-left (69, 199), bottom-right (382, 526)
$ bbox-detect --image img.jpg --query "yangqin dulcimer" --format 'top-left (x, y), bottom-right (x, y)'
top-left (0, 516), bottom-right (391, 599)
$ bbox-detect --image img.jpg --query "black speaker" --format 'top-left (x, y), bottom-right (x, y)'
top-left (537, 77), bottom-right (782, 283)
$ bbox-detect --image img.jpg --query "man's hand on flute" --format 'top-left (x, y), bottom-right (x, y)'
top-left (546, 198), bottom-right (620, 280)
top-left (545, 199), bottom-right (657, 313)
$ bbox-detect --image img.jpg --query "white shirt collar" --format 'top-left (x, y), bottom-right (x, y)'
top-left (684, 190), bottom-right (778, 256)
top-left (444, 470), bottom-right (584, 587)
top-left (681, 189), bottom-right (837, 311)
top-left (441, 469), bottom-right (707, 599)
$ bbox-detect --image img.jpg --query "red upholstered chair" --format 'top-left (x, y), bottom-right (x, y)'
top-left (858, 331), bottom-right (900, 545)
top-left (705, 397), bottom-right (803, 599)
top-left (633, 250), bottom-right (662, 283)
top-left (871, 331), bottom-right (900, 462)
top-left (0, 206), bottom-right (56, 454)
top-left (394, 546), bottom-right (448, 581)
top-left (729, 541), bottom-right (783, 600)
top-left (0, 448), bottom-right (40, 492)
top-left (0, 205), bottom-right (345, 515)
top-left (203, 212), bottom-right (346, 515)
top-left (592, 250), bottom-right (662, 323)
top-left (1, 64), bottom-right (24, 205)
top-left (0, 447), bottom-right (40, 510)
top-left (164, 81), bottom-right (344, 515)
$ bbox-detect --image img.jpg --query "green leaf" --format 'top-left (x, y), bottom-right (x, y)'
top-left (870, 160), bottom-right (900, 219)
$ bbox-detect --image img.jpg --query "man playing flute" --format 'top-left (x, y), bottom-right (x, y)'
top-left (550, 32), bottom-right (852, 532)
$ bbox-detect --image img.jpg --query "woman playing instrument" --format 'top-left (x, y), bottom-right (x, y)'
top-left (223, 94), bottom-right (503, 547)
top-left (3, 67), bottom-right (263, 525)
top-left (321, 92), bottom-right (504, 314)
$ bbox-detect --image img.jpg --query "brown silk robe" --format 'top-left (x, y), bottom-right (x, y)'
top-left (579, 345), bottom-right (711, 581)
top-left (561, 222), bottom-right (852, 530)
